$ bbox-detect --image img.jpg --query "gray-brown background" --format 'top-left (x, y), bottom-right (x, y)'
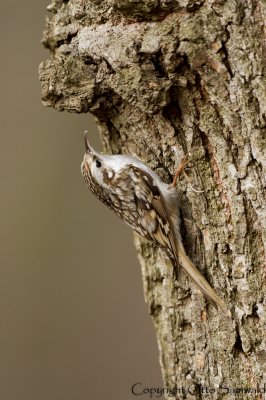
top-left (0, 2), bottom-right (162, 399)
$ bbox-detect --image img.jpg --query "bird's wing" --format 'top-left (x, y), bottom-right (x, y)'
top-left (127, 165), bottom-right (177, 258)
top-left (125, 165), bottom-right (227, 312)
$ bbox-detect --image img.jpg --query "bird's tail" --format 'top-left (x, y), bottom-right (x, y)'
top-left (176, 243), bottom-right (227, 312)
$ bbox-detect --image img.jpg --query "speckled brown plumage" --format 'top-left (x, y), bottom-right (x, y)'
top-left (81, 133), bottom-right (227, 312)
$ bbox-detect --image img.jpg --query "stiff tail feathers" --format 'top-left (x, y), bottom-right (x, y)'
top-left (177, 243), bottom-right (228, 313)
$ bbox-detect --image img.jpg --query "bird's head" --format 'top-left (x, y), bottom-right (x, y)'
top-left (81, 132), bottom-right (115, 192)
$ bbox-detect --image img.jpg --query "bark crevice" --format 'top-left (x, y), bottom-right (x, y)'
top-left (40, 0), bottom-right (266, 397)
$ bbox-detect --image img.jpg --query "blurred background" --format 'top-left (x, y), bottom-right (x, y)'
top-left (0, 1), bottom-right (162, 399)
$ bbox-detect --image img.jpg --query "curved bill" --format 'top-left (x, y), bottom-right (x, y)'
top-left (84, 131), bottom-right (92, 153)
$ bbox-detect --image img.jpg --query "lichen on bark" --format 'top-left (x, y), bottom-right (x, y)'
top-left (40, 0), bottom-right (266, 398)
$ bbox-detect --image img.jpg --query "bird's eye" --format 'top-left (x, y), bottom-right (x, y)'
top-left (95, 159), bottom-right (102, 168)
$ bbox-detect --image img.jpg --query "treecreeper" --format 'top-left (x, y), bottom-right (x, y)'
top-left (81, 132), bottom-right (227, 312)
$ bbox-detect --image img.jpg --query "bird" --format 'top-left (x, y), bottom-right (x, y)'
top-left (81, 132), bottom-right (226, 311)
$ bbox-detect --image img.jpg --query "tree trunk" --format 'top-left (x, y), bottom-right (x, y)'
top-left (40, 0), bottom-right (266, 397)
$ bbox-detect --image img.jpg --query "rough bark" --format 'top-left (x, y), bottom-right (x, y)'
top-left (40, 0), bottom-right (266, 398)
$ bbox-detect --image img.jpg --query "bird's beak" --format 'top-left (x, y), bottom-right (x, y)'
top-left (84, 131), bottom-right (92, 154)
